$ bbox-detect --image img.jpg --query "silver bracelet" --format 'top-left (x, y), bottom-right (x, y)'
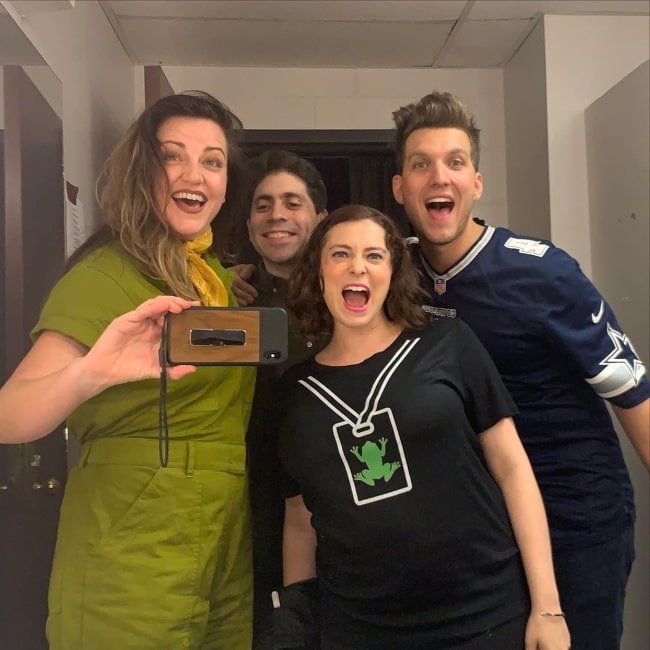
top-left (539, 611), bottom-right (566, 618)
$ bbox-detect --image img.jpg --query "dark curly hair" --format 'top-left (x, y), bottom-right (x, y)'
top-left (287, 204), bottom-right (426, 340)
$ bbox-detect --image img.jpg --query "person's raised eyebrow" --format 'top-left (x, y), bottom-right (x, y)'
top-left (447, 147), bottom-right (469, 158)
top-left (254, 191), bottom-right (305, 203)
top-left (159, 140), bottom-right (226, 156)
top-left (281, 192), bottom-right (305, 201)
top-left (406, 150), bottom-right (430, 161)
top-left (326, 242), bottom-right (353, 251)
top-left (326, 244), bottom-right (387, 254)
top-left (406, 146), bottom-right (469, 159)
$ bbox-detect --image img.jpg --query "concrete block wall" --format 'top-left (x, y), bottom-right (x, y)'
top-left (163, 66), bottom-right (509, 228)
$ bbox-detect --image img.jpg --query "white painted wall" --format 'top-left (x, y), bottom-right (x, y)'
top-left (544, 14), bottom-right (650, 276)
top-left (503, 19), bottom-right (550, 239)
top-left (1, 0), bottom-right (135, 233)
top-left (163, 66), bottom-right (509, 228)
top-left (585, 61), bottom-right (650, 650)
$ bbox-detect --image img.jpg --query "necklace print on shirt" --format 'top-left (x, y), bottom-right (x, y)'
top-left (299, 337), bottom-right (419, 505)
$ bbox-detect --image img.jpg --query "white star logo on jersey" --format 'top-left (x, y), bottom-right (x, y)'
top-left (601, 324), bottom-right (645, 384)
top-left (587, 323), bottom-right (646, 398)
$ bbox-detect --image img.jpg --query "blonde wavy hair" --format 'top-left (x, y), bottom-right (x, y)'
top-left (64, 91), bottom-right (247, 299)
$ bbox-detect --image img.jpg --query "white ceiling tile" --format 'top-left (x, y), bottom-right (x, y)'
top-left (438, 19), bottom-right (533, 67)
top-left (102, 0), bottom-right (649, 69)
top-left (10, 0), bottom-right (75, 14)
top-left (120, 17), bottom-right (454, 67)
top-left (469, 1), bottom-right (649, 20)
top-left (107, 0), bottom-right (469, 22)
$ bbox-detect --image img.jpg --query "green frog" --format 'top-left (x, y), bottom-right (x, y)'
top-left (350, 437), bottom-right (401, 486)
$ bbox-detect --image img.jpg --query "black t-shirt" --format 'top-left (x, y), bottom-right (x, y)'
top-left (278, 318), bottom-right (529, 647)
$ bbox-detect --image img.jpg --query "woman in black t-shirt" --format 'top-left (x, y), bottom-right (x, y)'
top-left (273, 205), bottom-right (570, 650)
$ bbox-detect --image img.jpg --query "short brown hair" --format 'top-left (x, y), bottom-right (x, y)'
top-left (288, 204), bottom-right (426, 340)
top-left (392, 90), bottom-right (481, 171)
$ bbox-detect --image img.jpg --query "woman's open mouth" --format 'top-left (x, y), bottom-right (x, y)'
top-left (172, 191), bottom-right (207, 212)
top-left (342, 285), bottom-right (369, 311)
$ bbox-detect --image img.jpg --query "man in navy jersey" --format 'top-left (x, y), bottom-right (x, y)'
top-left (390, 90), bottom-right (649, 650)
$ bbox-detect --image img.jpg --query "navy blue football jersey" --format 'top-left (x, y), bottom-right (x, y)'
top-left (410, 223), bottom-right (649, 550)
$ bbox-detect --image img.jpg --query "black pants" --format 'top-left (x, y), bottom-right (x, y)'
top-left (553, 520), bottom-right (635, 650)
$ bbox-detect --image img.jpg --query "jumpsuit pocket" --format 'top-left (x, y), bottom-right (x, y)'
top-left (48, 466), bottom-right (163, 614)
top-left (47, 464), bottom-right (164, 649)
top-left (90, 464), bottom-right (166, 543)
top-left (79, 466), bottom-right (202, 649)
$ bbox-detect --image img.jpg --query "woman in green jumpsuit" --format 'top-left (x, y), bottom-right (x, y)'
top-left (0, 92), bottom-right (256, 649)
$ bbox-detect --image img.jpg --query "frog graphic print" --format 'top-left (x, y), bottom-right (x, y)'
top-left (298, 338), bottom-right (416, 505)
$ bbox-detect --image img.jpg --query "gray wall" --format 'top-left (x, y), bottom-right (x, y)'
top-left (504, 19), bottom-right (550, 239)
top-left (585, 59), bottom-right (650, 650)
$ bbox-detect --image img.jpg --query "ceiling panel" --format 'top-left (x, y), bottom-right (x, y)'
top-left (9, 0), bottom-right (75, 13)
top-left (107, 0), bottom-right (469, 22)
top-left (119, 17), bottom-right (455, 67)
top-left (101, 0), bottom-right (650, 69)
top-left (437, 19), bottom-right (534, 68)
top-left (469, 0), bottom-right (650, 20)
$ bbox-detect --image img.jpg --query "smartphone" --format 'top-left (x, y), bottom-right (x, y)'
top-left (164, 306), bottom-right (288, 366)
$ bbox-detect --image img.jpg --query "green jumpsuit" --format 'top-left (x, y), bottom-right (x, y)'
top-left (33, 243), bottom-right (256, 650)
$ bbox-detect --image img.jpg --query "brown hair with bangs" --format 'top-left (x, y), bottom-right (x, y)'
top-left (287, 204), bottom-right (426, 340)
top-left (63, 91), bottom-right (247, 300)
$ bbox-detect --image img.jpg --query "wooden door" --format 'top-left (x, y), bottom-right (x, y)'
top-left (144, 65), bottom-right (174, 107)
top-left (0, 64), bottom-right (66, 650)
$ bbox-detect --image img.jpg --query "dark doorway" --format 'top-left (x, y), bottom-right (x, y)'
top-left (238, 130), bottom-right (411, 264)
top-left (304, 155), bottom-right (351, 212)
top-left (1, 65), bottom-right (66, 650)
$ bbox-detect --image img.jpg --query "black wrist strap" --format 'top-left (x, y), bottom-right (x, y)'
top-left (158, 315), bottom-right (170, 467)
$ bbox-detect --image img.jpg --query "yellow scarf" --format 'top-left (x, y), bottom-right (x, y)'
top-left (183, 229), bottom-right (229, 306)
